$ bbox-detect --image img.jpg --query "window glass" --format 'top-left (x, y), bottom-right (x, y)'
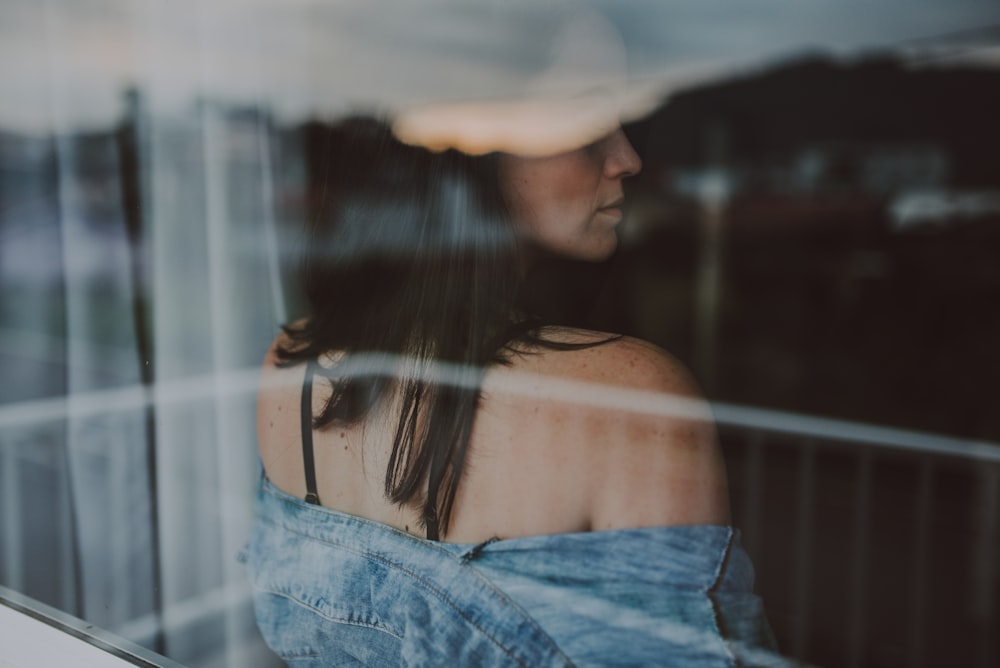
top-left (1, 1), bottom-right (998, 665)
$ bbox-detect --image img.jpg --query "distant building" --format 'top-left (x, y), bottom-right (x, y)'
top-left (890, 189), bottom-right (1000, 230)
top-left (791, 142), bottom-right (949, 195)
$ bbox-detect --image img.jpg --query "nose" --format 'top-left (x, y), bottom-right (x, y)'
top-left (602, 128), bottom-right (642, 180)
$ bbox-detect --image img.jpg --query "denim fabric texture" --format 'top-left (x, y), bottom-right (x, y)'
top-left (244, 473), bottom-right (786, 667)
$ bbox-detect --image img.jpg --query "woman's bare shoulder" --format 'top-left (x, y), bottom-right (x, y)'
top-left (487, 329), bottom-right (731, 530)
top-left (507, 327), bottom-right (702, 394)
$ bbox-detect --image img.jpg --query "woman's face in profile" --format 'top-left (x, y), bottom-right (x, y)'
top-left (499, 128), bottom-right (642, 261)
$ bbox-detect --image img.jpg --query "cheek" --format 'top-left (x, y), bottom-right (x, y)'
top-left (501, 154), bottom-right (610, 258)
top-left (513, 163), bottom-right (594, 224)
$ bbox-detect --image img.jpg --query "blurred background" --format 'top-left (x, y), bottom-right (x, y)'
top-left (1, 1), bottom-right (998, 666)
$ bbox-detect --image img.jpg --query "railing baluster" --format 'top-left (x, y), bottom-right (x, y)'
top-left (110, 427), bottom-right (129, 626)
top-left (846, 448), bottom-right (872, 668)
top-left (1, 436), bottom-right (24, 592)
top-left (790, 438), bottom-right (815, 660)
top-left (907, 457), bottom-right (932, 668)
top-left (56, 430), bottom-right (78, 615)
top-left (972, 463), bottom-right (999, 668)
top-left (742, 431), bottom-right (764, 566)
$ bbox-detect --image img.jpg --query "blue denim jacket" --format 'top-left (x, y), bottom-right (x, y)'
top-left (244, 474), bottom-right (785, 666)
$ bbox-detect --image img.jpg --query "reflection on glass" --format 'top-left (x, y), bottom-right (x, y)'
top-left (1, 1), bottom-right (998, 666)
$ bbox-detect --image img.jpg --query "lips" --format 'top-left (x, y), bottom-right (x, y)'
top-left (596, 197), bottom-right (625, 220)
top-left (599, 197), bottom-right (625, 211)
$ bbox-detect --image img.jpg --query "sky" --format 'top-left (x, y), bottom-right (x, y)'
top-left (0, 0), bottom-right (998, 136)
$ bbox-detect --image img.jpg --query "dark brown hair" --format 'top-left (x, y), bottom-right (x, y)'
top-left (276, 117), bottom-right (533, 539)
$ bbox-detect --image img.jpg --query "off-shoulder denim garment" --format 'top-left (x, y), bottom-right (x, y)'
top-left (244, 474), bottom-right (785, 666)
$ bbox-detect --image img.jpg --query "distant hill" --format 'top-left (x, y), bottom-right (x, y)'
top-left (630, 55), bottom-right (1000, 187)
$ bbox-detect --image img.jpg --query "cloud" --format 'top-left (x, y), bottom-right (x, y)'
top-left (0, 0), bottom-right (997, 132)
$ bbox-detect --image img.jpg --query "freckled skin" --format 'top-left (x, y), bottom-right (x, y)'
top-left (451, 331), bottom-right (729, 539)
top-left (258, 328), bottom-right (730, 542)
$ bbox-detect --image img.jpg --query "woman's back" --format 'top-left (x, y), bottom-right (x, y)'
top-left (257, 326), bottom-right (729, 544)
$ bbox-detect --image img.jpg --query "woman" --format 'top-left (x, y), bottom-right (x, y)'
top-left (245, 117), bottom-right (780, 665)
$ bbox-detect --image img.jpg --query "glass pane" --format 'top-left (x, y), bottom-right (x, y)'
top-left (1, 1), bottom-right (997, 665)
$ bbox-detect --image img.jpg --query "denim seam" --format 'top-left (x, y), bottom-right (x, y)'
top-left (708, 526), bottom-right (734, 594)
top-left (256, 512), bottom-right (573, 667)
top-left (252, 582), bottom-right (404, 641)
top-left (707, 527), bottom-right (740, 666)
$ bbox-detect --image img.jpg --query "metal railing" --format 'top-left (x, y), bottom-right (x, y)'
top-left (714, 403), bottom-right (999, 668)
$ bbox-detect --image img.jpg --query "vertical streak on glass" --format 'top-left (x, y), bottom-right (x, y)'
top-left (742, 431), bottom-right (763, 566)
top-left (40, 0), bottom-right (80, 619)
top-left (132, 0), bottom-right (170, 654)
top-left (692, 194), bottom-right (723, 394)
top-left (845, 449), bottom-right (872, 668)
top-left (908, 458), bottom-right (933, 668)
top-left (118, 85), bottom-right (161, 648)
top-left (790, 439), bottom-right (815, 661)
top-left (257, 115), bottom-right (287, 325)
top-left (693, 123), bottom-right (729, 395)
top-left (196, 8), bottom-right (242, 662)
top-left (201, 99), bottom-right (239, 668)
top-left (1, 441), bottom-right (23, 591)
top-left (972, 464), bottom-right (998, 667)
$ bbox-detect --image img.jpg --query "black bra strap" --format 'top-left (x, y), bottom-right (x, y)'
top-left (301, 360), bottom-right (321, 505)
top-left (300, 359), bottom-right (438, 540)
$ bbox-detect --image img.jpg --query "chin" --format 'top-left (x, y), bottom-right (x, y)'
top-left (545, 244), bottom-right (616, 264)
top-left (575, 235), bottom-right (618, 262)
top-left (525, 230), bottom-right (618, 263)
